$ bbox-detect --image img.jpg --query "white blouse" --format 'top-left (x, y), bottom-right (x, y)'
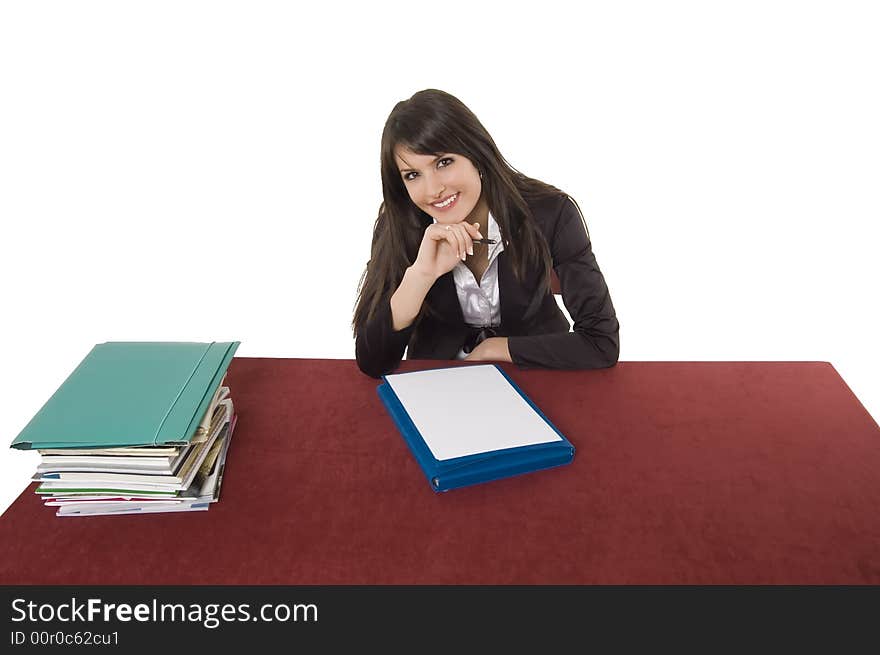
top-left (432, 213), bottom-right (506, 360)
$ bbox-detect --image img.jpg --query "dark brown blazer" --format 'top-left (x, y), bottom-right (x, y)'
top-left (355, 193), bottom-right (619, 378)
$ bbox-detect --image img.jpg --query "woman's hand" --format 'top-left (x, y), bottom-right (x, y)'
top-left (411, 221), bottom-right (484, 280)
top-left (464, 337), bottom-right (512, 363)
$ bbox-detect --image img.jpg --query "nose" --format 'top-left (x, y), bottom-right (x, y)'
top-left (425, 171), bottom-right (446, 199)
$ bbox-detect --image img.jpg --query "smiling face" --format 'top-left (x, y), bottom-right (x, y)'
top-left (395, 147), bottom-right (486, 225)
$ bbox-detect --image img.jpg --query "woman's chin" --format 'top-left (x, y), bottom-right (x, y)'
top-left (429, 206), bottom-right (476, 226)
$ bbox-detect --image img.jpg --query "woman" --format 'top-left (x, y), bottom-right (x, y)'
top-left (353, 89), bottom-right (619, 378)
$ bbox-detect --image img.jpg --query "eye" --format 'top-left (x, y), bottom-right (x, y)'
top-left (402, 171), bottom-right (418, 182)
top-left (437, 157), bottom-right (453, 169)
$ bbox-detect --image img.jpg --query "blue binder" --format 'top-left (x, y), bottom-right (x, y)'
top-left (377, 364), bottom-right (575, 492)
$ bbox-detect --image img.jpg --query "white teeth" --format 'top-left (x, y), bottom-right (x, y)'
top-left (433, 193), bottom-right (457, 208)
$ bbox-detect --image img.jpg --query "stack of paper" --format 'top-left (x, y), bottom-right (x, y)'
top-left (34, 388), bottom-right (236, 516)
top-left (10, 341), bottom-right (240, 516)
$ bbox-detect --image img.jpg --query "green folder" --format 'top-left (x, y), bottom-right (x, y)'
top-left (10, 341), bottom-right (240, 450)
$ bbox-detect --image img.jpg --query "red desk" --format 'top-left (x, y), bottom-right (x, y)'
top-left (1, 359), bottom-right (878, 584)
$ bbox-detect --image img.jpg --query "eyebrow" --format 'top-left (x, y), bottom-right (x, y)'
top-left (397, 153), bottom-right (448, 173)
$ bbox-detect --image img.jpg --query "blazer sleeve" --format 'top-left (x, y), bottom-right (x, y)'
top-left (355, 297), bottom-right (417, 378)
top-left (508, 197), bottom-right (620, 369)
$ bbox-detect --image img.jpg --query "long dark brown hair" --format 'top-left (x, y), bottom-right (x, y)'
top-left (352, 89), bottom-right (566, 335)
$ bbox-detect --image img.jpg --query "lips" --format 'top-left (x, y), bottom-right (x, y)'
top-left (431, 192), bottom-right (459, 211)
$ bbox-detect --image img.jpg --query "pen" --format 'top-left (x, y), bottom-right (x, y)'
top-left (472, 239), bottom-right (497, 245)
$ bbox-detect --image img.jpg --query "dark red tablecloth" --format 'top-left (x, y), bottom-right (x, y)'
top-left (1, 359), bottom-right (878, 584)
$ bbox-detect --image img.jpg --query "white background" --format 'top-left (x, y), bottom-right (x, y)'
top-left (1, 1), bottom-right (877, 518)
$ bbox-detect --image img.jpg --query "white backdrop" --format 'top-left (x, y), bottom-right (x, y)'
top-left (1, 1), bottom-right (878, 518)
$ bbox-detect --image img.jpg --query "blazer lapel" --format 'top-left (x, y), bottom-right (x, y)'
top-left (426, 271), bottom-right (464, 325)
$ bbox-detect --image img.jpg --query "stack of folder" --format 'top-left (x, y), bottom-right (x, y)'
top-left (10, 341), bottom-right (240, 516)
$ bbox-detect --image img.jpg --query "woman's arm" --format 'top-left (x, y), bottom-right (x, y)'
top-left (355, 221), bottom-right (483, 378)
top-left (354, 266), bottom-right (435, 378)
top-left (355, 267), bottom-right (432, 378)
top-left (390, 266), bottom-right (436, 331)
top-left (355, 292), bottom-right (415, 379)
top-left (507, 197), bottom-right (620, 369)
top-left (463, 336), bottom-right (512, 362)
